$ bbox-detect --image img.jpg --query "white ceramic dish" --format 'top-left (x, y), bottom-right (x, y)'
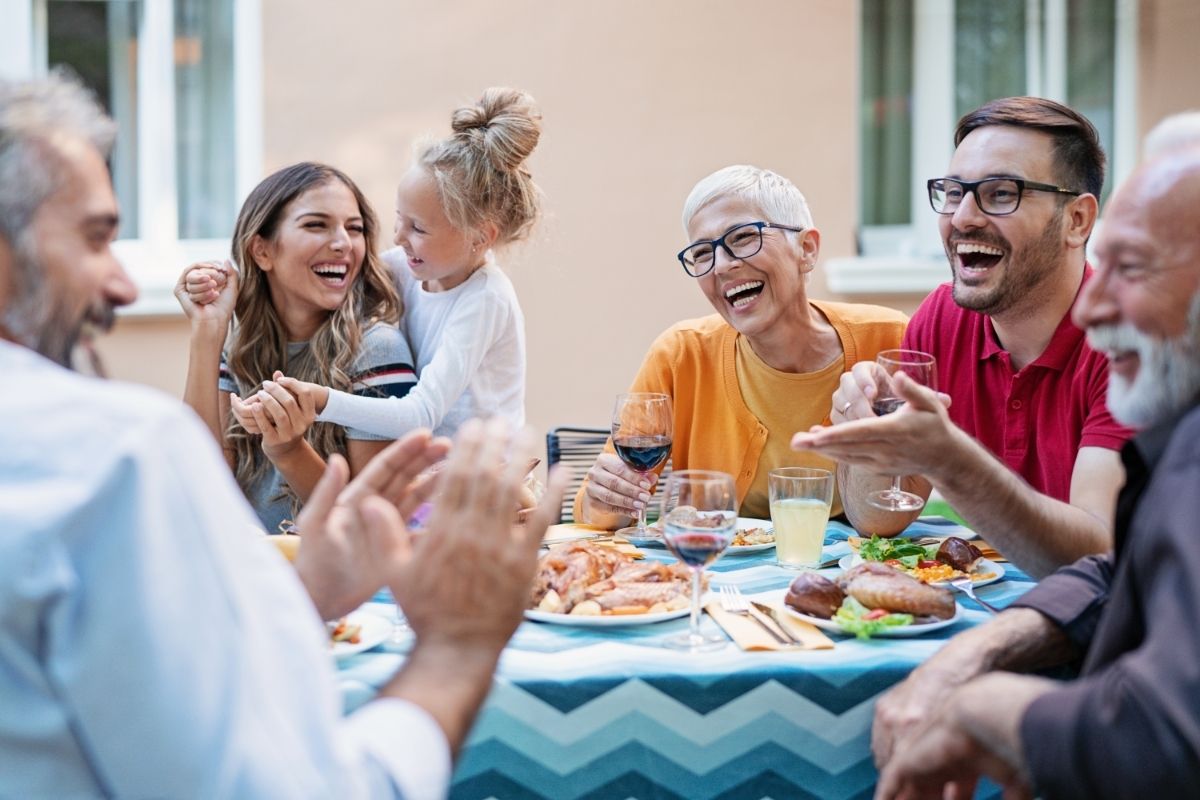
top-left (839, 554), bottom-right (1005, 588)
top-left (633, 516), bottom-right (774, 552)
top-left (330, 612), bottom-right (391, 660)
top-left (782, 603), bottom-right (962, 637)
top-left (524, 605), bottom-right (690, 627)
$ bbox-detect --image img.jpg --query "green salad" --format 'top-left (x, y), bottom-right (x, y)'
top-left (833, 596), bottom-right (913, 639)
top-left (857, 535), bottom-right (939, 570)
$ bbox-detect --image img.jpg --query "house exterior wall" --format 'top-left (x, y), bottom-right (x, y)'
top-left (95, 0), bottom-right (1200, 446)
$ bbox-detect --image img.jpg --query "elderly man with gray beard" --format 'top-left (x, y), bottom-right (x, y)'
top-left (866, 148), bottom-right (1200, 800)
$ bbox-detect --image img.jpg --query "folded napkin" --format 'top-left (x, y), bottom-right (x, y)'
top-left (847, 535), bottom-right (1007, 563)
top-left (705, 602), bottom-right (834, 651)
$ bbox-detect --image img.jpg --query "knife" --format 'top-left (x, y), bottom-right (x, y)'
top-left (751, 601), bottom-right (802, 645)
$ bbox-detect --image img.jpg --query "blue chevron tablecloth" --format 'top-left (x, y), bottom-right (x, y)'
top-left (337, 519), bottom-right (1034, 800)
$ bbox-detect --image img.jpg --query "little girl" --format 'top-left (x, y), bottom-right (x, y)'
top-left (259, 88), bottom-right (542, 439)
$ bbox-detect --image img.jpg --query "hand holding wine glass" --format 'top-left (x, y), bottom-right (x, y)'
top-left (611, 392), bottom-right (673, 542)
top-left (660, 470), bottom-right (737, 652)
top-left (867, 349), bottom-right (937, 512)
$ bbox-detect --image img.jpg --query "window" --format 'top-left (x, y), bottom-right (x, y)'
top-left (833, 0), bottom-right (1137, 293)
top-left (1, 0), bottom-right (261, 313)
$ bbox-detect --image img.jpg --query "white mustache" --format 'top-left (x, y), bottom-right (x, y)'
top-left (1087, 323), bottom-right (1154, 355)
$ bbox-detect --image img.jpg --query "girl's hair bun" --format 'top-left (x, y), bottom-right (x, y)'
top-left (450, 87), bottom-right (542, 172)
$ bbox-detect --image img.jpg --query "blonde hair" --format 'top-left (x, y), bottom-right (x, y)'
top-left (418, 87), bottom-right (543, 243)
top-left (226, 162), bottom-right (400, 512)
top-left (681, 165), bottom-right (814, 233)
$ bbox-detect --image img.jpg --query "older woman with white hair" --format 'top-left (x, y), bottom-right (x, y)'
top-left (575, 165), bottom-right (909, 527)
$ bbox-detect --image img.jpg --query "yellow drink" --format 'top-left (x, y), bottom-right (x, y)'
top-left (770, 498), bottom-right (831, 568)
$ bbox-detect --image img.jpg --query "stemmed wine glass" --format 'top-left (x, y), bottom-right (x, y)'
top-left (659, 469), bottom-right (737, 652)
top-left (867, 349), bottom-right (937, 512)
top-left (611, 392), bottom-right (673, 543)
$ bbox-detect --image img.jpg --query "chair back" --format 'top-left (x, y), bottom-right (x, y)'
top-left (545, 426), bottom-right (610, 523)
top-left (546, 426), bottom-right (673, 524)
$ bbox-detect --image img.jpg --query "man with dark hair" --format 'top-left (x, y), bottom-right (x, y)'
top-left (872, 145), bottom-right (1200, 800)
top-left (0, 71), bottom-right (565, 798)
top-left (794, 96), bottom-right (1130, 577)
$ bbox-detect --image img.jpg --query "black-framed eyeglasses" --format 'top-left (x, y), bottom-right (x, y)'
top-left (677, 221), bottom-right (806, 277)
top-left (927, 177), bottom-right (1081, 216)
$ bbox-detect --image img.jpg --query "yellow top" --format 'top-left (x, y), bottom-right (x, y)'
top-left (734, 333), bottom-right (844, 518)
top-left (573, 300), bottom-right (908, 523)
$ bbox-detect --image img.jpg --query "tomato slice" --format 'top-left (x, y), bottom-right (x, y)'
top-left (864, 608), bottom-right (890, 621)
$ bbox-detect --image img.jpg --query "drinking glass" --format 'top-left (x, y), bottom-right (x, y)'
top-left (866, 349), bottom-right (937, 512)
top-left (769, 467), bottom-right (834, 568)
top-left (659, 469), bottom-right (737, 651)
top-left (611, 392), bottom-right (673, 542)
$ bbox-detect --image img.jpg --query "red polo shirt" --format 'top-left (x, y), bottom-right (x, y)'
top-left (902, 272), bottom-right (1133, 502)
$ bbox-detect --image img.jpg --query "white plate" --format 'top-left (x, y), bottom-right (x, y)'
top-left (524, 604), bottom-right (692, 627)
top-left (330, 612), bottom-right (391, 660)
top-left (783, 602), bottom-right (962, 637)
top-left (727, 517), bottom-right (775, 553)
top-left (635, 517), bottom-right (775, 552)
top-left (839, 554), bottom-right (1005, 588)
top-left (724, 541), bottom-right (776, 554)
top-left (542, 531), bottom-right (600, 546)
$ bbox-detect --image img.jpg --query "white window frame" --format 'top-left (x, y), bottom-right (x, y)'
top-left (0, 0), bottom-right (262, 316)
top-left (828, 0), bottom-right (1138, 294)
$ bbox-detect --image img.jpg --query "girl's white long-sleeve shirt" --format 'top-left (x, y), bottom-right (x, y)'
top-left (316, 248), bottom-right (526, 438)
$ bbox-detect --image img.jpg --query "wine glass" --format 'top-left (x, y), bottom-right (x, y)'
top-left (866, 349), bottom-right (937, 512)
top-left (659, 469), bottom-right (737, 651)
top-left (611, 392), bottom-right (673, 543)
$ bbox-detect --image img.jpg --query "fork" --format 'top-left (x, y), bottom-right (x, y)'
top-left (948, 577), bottom-right (1002, 614)
top-left (718, 585), bottom-right (787, 644)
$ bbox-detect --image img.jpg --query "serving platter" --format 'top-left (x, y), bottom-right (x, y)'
top-left (782, 603), bottom-right (962, 638)
top-left (838, 554), bottom-right (1005, 588)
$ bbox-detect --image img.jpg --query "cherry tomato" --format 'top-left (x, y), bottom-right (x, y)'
top-left (918, 559), bottom-right (940, 569)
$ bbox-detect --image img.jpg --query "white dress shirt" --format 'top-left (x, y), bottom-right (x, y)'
top-left (0, 340), bottom-right (449, 799)
top-left (318, 248), bottom-right (526, 439)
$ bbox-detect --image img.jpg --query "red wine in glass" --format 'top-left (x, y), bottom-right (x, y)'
top-left (614, 435), bottom-right (672, 472)
top-left (611, 392), bottom-right (673, 541)
top-left (660, 469), bottom-right (737, 652)
top-left (665, 531), bottom-right (729, 568)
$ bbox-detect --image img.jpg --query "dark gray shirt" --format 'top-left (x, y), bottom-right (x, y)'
top-left (1011, 401), bottom-right (1200, 798)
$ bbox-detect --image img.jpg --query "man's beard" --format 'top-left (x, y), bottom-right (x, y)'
top-left (1087, 292), bottom-right (1200, 428)
top-left (948, 207), bottom-right (1065, 317)
top-left (0, 240), bottom-right (114, 375)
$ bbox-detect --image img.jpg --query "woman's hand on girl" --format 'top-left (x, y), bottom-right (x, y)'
top-left (272, 374), bottom-right (331, 416)
top-left (231, 377), bottom-right (319, 459)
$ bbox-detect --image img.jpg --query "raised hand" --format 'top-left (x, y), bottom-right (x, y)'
top-left (793, 372), bottom-right (954, 478)
top-left (174, 260), bottom-right (237, 330)
top-left (390, 419), bottom-right (568, 651)
top-left (292, 429), bottom-right (450, 619)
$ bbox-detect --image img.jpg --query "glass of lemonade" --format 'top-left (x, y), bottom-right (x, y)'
top-left (768, 468), bottom-right (834, 569)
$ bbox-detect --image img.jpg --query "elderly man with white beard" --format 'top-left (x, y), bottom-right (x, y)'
top-left (866, 148), bottom-right (1200, 800)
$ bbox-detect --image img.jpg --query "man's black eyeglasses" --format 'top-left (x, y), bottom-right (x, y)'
top-left (677, 221), bottom-right (806, 278)
top-left (927, 177), bottom-right (1081, 216)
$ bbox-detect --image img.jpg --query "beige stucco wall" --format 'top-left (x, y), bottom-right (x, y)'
top-left (1138, 0), bottom-right (1200, 136)
top-left (100, 0), bottom-right (866, 441)
top-left (96, 0), bottom-right (1200, 451)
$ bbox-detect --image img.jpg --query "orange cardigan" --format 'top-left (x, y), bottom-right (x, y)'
top-left (573, 300), bottom-right (908, 521)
